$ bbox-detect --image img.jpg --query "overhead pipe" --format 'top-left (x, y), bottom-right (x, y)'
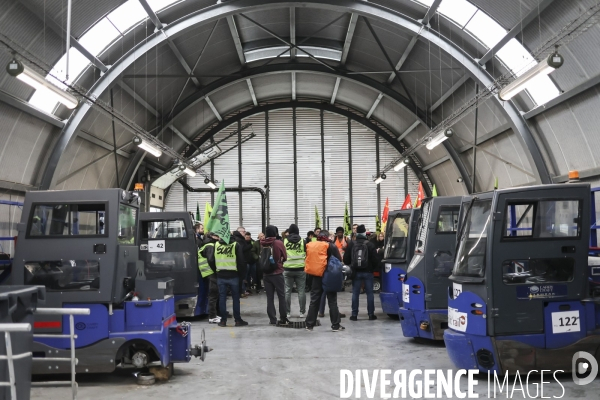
top-left (177, 180), bottom-right (267, 233)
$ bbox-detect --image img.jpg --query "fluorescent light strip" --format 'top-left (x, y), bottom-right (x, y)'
top-left (14, 64), bottom-right (78, 109)
top-left (182, 167), bottom-right (196, 177)
top-left (137, 141), bottom-right (162, 157)
top-left (425, 129), bottom-right (453, 150)
top-left (499, 54), bottom-right (562, 101)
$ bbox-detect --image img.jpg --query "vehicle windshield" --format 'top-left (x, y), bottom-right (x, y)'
top-left (383, 213), bottom-right (411, 259)
top-left (414, 200), bottom-right (433, 254)
top-left (452, 200), bottom-right (492, 277)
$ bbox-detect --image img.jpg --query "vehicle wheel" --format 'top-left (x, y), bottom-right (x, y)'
top-left (387, 313), bottom-right (400, 320)
top-left (137, 373), bottom-right (155, 385)
top-left (373, 278), bottom-right (381, 293)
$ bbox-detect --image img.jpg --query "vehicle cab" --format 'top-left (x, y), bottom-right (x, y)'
top-left (10, 189), bottom-right (208, 374)
top-left (380, 209), bottom-right (420, 317)
top-left (399, 196), bottom-right (461, 340)
top-left (139, 212), bottom-right (207, 317)
top-left (444, 183), bottom-right (595, 374)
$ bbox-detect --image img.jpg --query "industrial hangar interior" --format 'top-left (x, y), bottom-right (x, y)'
top-left (0, 0), bottom-right (600, 398)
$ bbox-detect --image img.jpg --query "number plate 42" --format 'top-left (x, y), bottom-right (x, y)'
top-left (551, 311), bottom-right (580, 334)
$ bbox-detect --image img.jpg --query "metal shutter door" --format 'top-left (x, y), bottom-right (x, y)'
top-left (350, 120), bottom-right (378, 228)
top-left (268, 109), bottom-right (295, 231)
top-left (323, 110), bottom-right (349, 231)
top-left (296, 108), bottom-right (323, 233)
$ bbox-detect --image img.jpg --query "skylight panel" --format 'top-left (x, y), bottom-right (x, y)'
top-left (522, 74), bottom-right (560, 105)
top-left (28, 48), bottom-right (89, 113)
top-left (79, 18), bottom-right (120, 55)
top-left (29, 90), bottom-right (59, 114)
top-left (438, 0), bottom-right (478, 27)
top-left (107, 0), bottom-right (147, 34)
top-left (465, 10), bottom-right (506, 48)
top-left (496, 38), bottom-right (536, 77)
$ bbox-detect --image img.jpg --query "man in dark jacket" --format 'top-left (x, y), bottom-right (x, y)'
top-left (305, 230), bottom-right (345, 332)
top-left (344, 224), bottom-right (379, 321)
top-left (232, 227), bottom-right (250, 295)
top-left (260, 225), bottom-right (289, 325)
top-left (215, 234), bottom-right (249, 327)
top-left (252, 232), bottom-right (264, 293)
top-left (283, 223), bottom-right (307, 318)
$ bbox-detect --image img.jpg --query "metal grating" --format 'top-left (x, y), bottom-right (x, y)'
top-left (277, 320), bottom-right (321, 328)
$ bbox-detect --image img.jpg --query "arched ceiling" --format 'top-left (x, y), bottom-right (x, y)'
top-left (1, 0), bottom-right (600, 195)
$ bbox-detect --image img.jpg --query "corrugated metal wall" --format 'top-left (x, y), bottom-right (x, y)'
top-left (164, 108), bottom-right (420, 235)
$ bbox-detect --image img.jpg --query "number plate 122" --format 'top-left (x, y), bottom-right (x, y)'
top-left (551, 310), bottom-right (580, 334)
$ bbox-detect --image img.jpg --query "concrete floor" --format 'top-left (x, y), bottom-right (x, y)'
top-left (32, 292), bottom-right (600, 399)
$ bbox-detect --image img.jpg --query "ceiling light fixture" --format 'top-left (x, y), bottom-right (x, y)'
top-left (425, 128), bottom-right (454, 150)
top-left (374, 173), bottom-right (386, 185)
top-left (179, 164), bottom-right (196, 177)
top-left (393, 158), bottom-right (411, 172)
top-left (6, 59), bottom-right (78, 109)
top-left (499, 51), bottom-right (564, 101)
top-left (204, 178), bottom-right (217, 189)
top-left (133, 136), bottom-right (162, 158)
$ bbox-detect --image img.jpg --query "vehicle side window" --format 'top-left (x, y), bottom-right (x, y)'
top-left (29, 204), bottom-right (106, 237)
top-left (502, 258), bottom-right (574, 284)
top-left (118, 205), bottom-right (137, 245)
top-left (142, 220), bottom-right (187, 239)
top-left (503, 200), bottom-right (580, 239)
top-left (436, 206), bottom-right (460, 233)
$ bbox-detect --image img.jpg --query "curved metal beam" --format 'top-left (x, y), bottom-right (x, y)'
top-left (41, 0), bottom-right (549, 190)
top-left (121, 63), bottom-right (469, 191)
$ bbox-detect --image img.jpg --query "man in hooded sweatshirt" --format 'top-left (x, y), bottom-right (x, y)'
top-left (260, 225), bottom-right (290, 325)
top-left (283, 223), bottom-right (307, 318)
top-left (344, 224), bottom-right (379, 321)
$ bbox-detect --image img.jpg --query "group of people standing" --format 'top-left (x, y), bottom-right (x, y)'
top-left (195, 221), bottom-right (385, 332)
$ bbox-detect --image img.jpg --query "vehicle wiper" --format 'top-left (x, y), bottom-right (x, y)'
top-left (454, 197), bottom-right (477, 257)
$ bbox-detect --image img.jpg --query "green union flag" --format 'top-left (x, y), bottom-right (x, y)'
top-left (344, 202), bottom-right (352, 236)
top-left (207, 180), bottom-right (230, 244)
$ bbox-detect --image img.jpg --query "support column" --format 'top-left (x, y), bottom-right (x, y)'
top-left (238, 120), bottom-right (243, 226)
top-left (210, 160), bottom-right (215, 204)
top-left (472, 84), bottom-right (479, 193)
top-left (320, 109), bottom-right (326, 223)
top-left (293, 107), bottom-right (298, 225)
top-left (265, 111), bottom-right (270, 224)
top-left (376, 134), bottom-right (381, 218)
top-left (404, 167), bottom-right (409, 200)
top-left (347, 117), bottom-right (353, 217)
top-left (109, 89), bottom-right (120, 187)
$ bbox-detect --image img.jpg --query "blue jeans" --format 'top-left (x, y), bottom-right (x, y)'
top-left (218, 276), bottom-right (241, 322)
top-left (352, 272), bottom-right (375, 316)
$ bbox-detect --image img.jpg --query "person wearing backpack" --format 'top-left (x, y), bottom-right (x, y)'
top-left (343, 224), bottom-right (379, 321)
top-left (304, 230), bottom-right (345, 332)
top-left (260, 225), bottom-right (289, 325)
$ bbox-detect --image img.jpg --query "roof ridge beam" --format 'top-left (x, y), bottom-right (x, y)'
top-left (227, 15), bottom-right (247, 64)
top-left (340, 13), bottom-right (358, 66)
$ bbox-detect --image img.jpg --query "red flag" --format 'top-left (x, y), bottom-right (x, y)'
top-left (415, 182), bottom-right (425, 208)
top-left (401, 195), bottom-right (413, 210)
top-left (381, 198), bottom-right (390, 225)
